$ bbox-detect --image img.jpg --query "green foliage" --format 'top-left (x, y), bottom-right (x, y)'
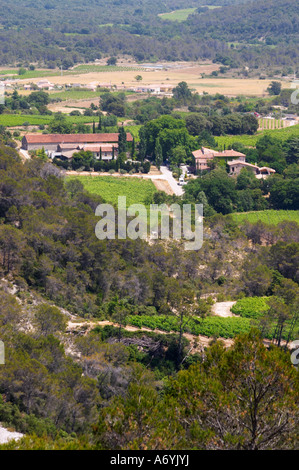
top-left (267, 81), bottom-right (282, 96)
top-left (231, 297), bottom-right (270, 319)
top-left (34, 303), bottom-right (67, 337)
top-left (0, 141), bottom-right (298, 450)
top-left (94, 332), bottom-right (299, 450)
top-left (215, 125), bottom-right (299, 149)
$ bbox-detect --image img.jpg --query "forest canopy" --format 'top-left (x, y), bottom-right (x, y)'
top-left (0, 0), bottom-right (298, 68)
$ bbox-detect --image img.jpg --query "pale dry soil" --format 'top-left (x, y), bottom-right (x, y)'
top-left (0, 426), bottom-right (24, 444)
top-left (17, 61), bottom-right (291, 97)
top-left (211, 301), bottom-right (237, 318)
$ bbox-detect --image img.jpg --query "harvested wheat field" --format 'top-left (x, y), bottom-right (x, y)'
top-left (19, 61), bottom-right (290, 97)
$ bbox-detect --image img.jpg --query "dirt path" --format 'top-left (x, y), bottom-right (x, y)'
top-left (152, 179), bottom-right (174, 195)
top-left (67, 319), bottom-right (233, 348)
top-left (211, 301), bottom-right (237, 318)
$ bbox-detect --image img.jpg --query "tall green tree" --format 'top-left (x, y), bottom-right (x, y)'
top-left (154, 137), bottom-right (163, 169)
top-left (118, 125), bottom-right (127, 154)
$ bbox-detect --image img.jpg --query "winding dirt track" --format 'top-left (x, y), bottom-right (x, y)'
top-left (67, 299), bottom-right (290, 351)
top-left (67, 319), bottom-right (234, 349)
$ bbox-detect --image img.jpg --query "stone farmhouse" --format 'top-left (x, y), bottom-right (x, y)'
top-left (22, 133), bottom-right (133, 160)
top-left (192, 147), bottom-right (275, 179)
top-left (227, 160), bottom-right (276, 178)
top-left (192, 147), bottom-right (246, 171)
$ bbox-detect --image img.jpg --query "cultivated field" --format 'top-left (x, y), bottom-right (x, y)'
top-left (66, 175), bottom-right (157, 206)
top-left (0, 114), bottom-right (94, 127)
top-left (12, 61), bottom-right (292, 97)
top-left (158, 8), bottom-right (197, 22)
top-left (216, 123), bottom-right (299, 148)
top-left (158, 6), bottom-right (221, 22)
top-left (231, 210), bottom-right (299, 226)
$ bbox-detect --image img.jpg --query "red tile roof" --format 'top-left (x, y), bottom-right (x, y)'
top-left (192, 147), bottom-right (246, 161)
top-left (216, 149), bottom-right (246, 158)
top-left (23, 133), bottom-right (133, 144)
top-left (84, 144), bottom-right (118, 152)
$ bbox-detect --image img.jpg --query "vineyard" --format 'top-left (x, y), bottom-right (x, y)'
top-left (126, 311), bottom-right (297, 341)
top-left (71, 65), bottom-right (145, 73)
top-left (216, 123), bottom-right (299, 148)
top-left (0, 114), bottom-right (94, 127)
top-left (231, 210), bottom-right (299, 226)
top-left (127, 314), bottom-right (252, 339)
top-left (258, 118), bottom-right (287, 130)
top-left (231, 297), bottom-right (270, 319)
top-left (67, 175), bottom-right (157, 207)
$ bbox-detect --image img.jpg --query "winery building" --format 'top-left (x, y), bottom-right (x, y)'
top-left (22, 133), bottom-right (133, 153)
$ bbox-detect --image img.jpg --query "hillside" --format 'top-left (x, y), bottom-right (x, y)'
top-left (0, 139), bottom-right (298, 449)
top-left (0, 0), bottom-right (297, 69)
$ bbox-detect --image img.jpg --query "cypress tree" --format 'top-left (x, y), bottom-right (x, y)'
top-left (131, 137), bottom-right (135, 159)
top-left (118, 124), bottom-right (127, 154)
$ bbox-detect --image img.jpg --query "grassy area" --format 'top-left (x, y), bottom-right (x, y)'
top-left (0, 114), bottom-right (95, 127)
top-left (158, 8), bottom-right (197, 22)
top-left (0, 64), bottom-right (145, 81)
top-left (66, 175), bottom-right (157, 207)
top-left (0, 69), bottom-right (62, 80)
top-left (231, 210), bottom-right (299, 226)
top-left (158, 5), bottom-right (221, 22)
top-left (216, 123), bottom-right (299, 148)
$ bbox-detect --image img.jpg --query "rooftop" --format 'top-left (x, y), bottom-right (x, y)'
top-left (23, 133), bottom-right (133, 144)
